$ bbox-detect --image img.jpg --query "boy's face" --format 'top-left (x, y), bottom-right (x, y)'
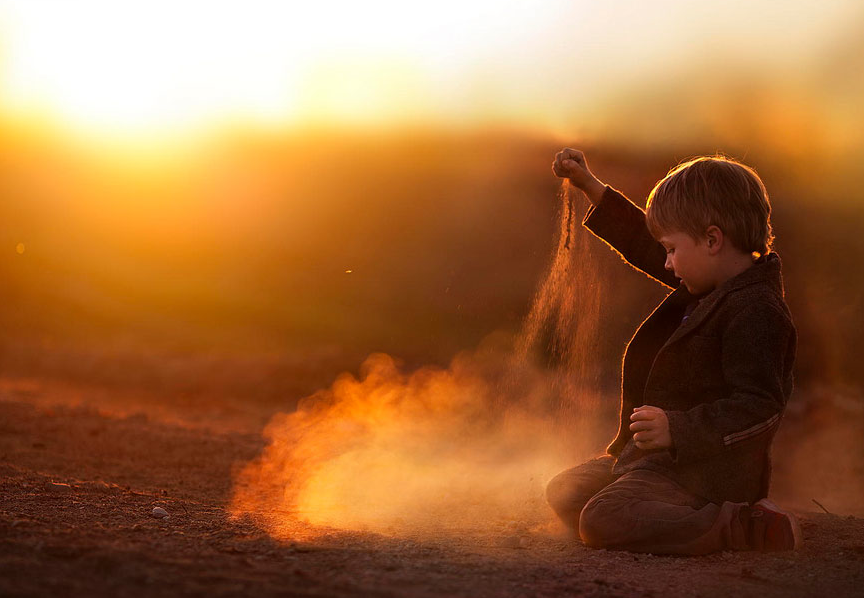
top-left (658, 230), bottom-right (715, 295)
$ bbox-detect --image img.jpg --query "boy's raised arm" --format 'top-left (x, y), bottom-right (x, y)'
top-left (552, 149), bottom-right (680, 289)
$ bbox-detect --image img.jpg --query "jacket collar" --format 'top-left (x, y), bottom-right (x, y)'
top-left (664, 252), bottom-right (785, 345)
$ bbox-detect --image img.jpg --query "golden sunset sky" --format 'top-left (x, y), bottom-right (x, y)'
top-left (0, 0), bottom-right (860, 146)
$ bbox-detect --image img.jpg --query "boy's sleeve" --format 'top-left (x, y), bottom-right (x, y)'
top-left (582, 186), bottom-right (680, 289)
top-left (664, 301), bottom-right (796, 464)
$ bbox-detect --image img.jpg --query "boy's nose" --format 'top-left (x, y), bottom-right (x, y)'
top-left (664, 256), bottom-right (673, 271)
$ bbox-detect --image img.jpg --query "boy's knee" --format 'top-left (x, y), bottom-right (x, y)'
top-left (545, 473), bottom-right (576, 528)
top-left (579, 496), bottom-right (622, 548)
top-left (545, 470), bottom-right (587, 529)
top-left (578, 497), bottom-right (603, 547)
top-left (545, 471), bottom-right (569, 511)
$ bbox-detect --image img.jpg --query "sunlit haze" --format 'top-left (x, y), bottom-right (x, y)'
top-left (0, 0), bottom-right (860, 144)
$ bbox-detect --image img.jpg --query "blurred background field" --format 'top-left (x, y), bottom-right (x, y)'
top-left (1, 127), bottom-right (862, 411)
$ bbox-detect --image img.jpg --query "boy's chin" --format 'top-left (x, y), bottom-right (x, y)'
top-left (683, 281), bottom-right (713, 295)
top-left (681, 280), bottom-right (699, 294)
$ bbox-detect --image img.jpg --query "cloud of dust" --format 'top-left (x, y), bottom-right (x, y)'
top-left (230, 182), bottom-right (612, 537)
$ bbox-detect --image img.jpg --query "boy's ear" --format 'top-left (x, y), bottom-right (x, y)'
top-left (704, 225), bottom-right (723, 255)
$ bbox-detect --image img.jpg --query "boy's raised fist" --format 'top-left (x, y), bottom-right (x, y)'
top-left (551, 148), bottom-right (606, 205)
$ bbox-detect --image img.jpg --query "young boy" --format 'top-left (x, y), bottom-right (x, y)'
top-left (546, 148), bottom-right (800, 555)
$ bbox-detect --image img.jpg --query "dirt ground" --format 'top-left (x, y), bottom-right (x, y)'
top-left (2, 376), bottom-right (863, 598)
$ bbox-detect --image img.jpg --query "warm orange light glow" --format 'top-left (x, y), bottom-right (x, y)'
top-left (0, 0), bottom-right (567, 141)
top-left (0, 1), bottom-right (300, 140)
top-left (3, 0), bottom-right (856, 147)
top-left (229, 350), bottom-right (604, 537)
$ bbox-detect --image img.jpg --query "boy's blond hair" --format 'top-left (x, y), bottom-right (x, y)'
top-left (645, 156), bottom-right (774, 257)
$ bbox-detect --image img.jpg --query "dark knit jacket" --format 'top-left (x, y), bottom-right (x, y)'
top-left (583, 185), bottom-right (797, 505)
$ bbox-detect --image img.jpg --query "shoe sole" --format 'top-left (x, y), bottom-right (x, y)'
top-left (754, 498), bottom-right (803, 550)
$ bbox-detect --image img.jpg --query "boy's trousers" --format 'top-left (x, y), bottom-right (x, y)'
top-left (546, 455), bottom-right (751, 555)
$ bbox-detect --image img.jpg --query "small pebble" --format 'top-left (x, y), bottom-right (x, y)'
top-left (84, 481), bottom-right (112, 494)
top-left (499, 535), bottom-right (524, 549)
top-left (45, 482), bottom-right (72, 493)
top-left (151, 507), bottom-right (169, 519)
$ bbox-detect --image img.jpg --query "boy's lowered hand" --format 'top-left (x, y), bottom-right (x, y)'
top-left (551, 148), bottom-right (606, 205)
top-left (629, 406), bottom-right (673, 450)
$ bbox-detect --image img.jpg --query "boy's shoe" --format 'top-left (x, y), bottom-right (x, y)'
top-left (745, 499), bottom-right (803, 551)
